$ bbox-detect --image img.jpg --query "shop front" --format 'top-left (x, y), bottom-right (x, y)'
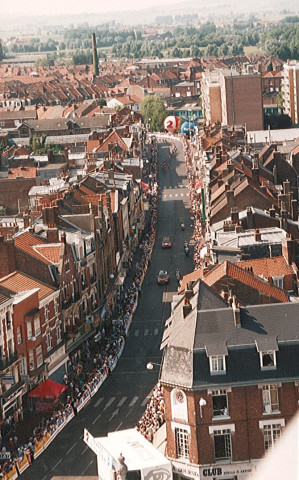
top-left (199, 462), bottom-right (257, 480)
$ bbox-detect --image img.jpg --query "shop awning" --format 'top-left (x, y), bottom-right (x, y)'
top-left (141, 181), bottom-right (149, 190)
top-left (28, 379), bottom-right (66, 399)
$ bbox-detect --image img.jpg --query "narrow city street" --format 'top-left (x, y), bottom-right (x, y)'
top-left (21, 138), bottom-right (193, 479)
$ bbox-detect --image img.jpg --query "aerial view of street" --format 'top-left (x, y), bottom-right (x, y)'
top-left (0, 0), bottom-right (298, 479)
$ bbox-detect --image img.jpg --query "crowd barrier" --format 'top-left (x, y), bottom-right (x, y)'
top-left (1, 139), bottom-right (159, 480)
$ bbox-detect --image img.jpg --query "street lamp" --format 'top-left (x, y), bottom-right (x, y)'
top-left (146, 362), bottom-right (161, 370)
top-left (199, 397), bottom-right (207, 418)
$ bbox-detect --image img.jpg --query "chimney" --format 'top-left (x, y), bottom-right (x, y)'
top-left (47, 149), bottom-right (53, 162)
top-left (60, 231), bottom-right (66, 244)
top-left (226, 190), bottom-right (234, 203)
top-left (215, 152), bottom-right (221, 166)
top-left (221, 291), bottom-right (229, 302)
top-left (183, 299), bottom-right (192, 318)
top-left (269, 205), bottom-right (276, 218)
top-left (232, 296), bottom-right (241, 327)
top-left (246, 206), bottom-right (253, 229)
top-left (281, 236), bottom-right (296, 265)
top-left (273, 165), bottom-right (278, 185)
top-left (291, 199), bottom-right (298, 221)
top-left (91, 33), bottom-right (99, 77)
top-left (64, 148), bottom-right (69, 163)
top-left (23, 214), bottom-right (30, 229)
top-left (231, 208), bottom-right (239, 224)
top-left (283, 180), bottom-right (291, 195)
top-left (254, 228), bottom-right (261, 242)
top-left (47, 227), bottom-right (59, 243)
top-left (235, 224), bottom-right (243, 233)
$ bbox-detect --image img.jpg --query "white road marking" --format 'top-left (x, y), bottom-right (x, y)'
top-left (117, 396), bottom-right (127, 407)
top-left (81, 445), bottom-right (89, 456)
top-left (154, 328), bottom-right (159, 335)
top-left (53, 458), bottom-right (62, 469)
top-left (141, 397), bottom-right (149, 406)
top-left (104, 397), bottom-right (116, 410)
top-left (92, 411), bottom-right (102, 425)
top-left (144, 329), bottom-right (149, 336)
top-left (81, 460), bottom-right (94, 476)
top-left (66, 442), bottom-right (77, 455)
top-left (94, 397), bottom-right (104, 408)
top-left (129, 396), bottom-right (139, 407)
top-left (134, 330), bottom-right (139, 337)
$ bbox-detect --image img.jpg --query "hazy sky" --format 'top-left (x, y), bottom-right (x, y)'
top-left (1, 0), bottom-right (185, 15)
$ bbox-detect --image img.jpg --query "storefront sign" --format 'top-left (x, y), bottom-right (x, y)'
top-left (200, 462), bottom-right (254, 478)
top-left (1, 376), bottom-right (15, 385)
top-left (0, 452), bottom-right (11, 460)
top-left (172, 460), bottom-right (200, 478)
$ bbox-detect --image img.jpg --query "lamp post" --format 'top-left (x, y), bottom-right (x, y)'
top-left (146, 362), bottom-right (161, 370)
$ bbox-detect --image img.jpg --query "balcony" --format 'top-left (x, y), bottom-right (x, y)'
top-left (0, 352), bottom-right (19, 371)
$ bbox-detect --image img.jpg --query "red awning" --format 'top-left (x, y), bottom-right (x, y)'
top-left (195, 181), bottom-right (202, 191)
top-left (141, 181), bottom-right (149, 190)
top-left (28, 379), bottom-right (66, 399)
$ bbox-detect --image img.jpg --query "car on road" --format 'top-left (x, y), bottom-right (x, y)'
top-left (157, 270), bottom-right (170, 284)
top-left (162, 236), bottom-right (172, 248)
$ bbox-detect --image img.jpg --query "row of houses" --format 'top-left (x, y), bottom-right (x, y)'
top-left (0, 125), bottom-right (147, 421)
top-left (156, 125), bottom-right (299, 479)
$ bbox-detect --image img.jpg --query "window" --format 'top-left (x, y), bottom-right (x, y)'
top-left (46, 330), bottom-right (52, 350)
top-left (6, 312), bottom-right (12, 330)
top-left (44, 305), bottom-right (49, 322)
top-left (210, 355), bottom-right (226, 374)
top-left (262, 385), bottom-right (279, 413)
top-left (175, 428), bottom-right (189, 459)
top-left (260, 351), bottom-right (276, 369)
top-left (212, 390), bottom-right (229, 418)
top-left (28, 350), bottom-right (34, 371)
top-left (263, 424), bottom-right (282, 452)
top-left (36, 345), bottom-right (43, 368)
top-left (34, 317), bottom-right (41, 337)
top-left (17, 326), bottom-right (22, 346)
top-left (56, 321), bottom-right (62, 343)
top-left (54, 298), bottom-right (58, 316)
top-left (26, 322), bottom-right (32, 340)
top-left (213, 429), bottom-right (232, 461)
top-left (272, 276), bottom-right (283, 289)
top-left (65, 260), bottom-right (70, 272)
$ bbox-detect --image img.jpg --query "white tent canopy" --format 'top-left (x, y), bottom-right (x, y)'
top-left (84, 428), bottom-right (172, 480)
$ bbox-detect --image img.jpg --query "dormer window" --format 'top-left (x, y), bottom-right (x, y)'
top-left (260, 351), bottom-right (276, 370)
top-left (209, 355), bottom-right (226, 375)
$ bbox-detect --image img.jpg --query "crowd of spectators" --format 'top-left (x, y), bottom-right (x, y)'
top-left (136, 384), bottom-right (165, 443)
top-left (183, 137), bottom-right (204, 270)
top-left (0, 137), bottom-right (161, 479)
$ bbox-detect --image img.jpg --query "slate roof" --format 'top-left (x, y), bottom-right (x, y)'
top-left (160, 301), bottom-right (299, 389)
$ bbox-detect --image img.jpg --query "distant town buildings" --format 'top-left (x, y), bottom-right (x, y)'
top-left (282, 60), bottom-right (299, 124)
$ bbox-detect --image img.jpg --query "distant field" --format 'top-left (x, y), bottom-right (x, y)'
top-left (244, 45), bottom-right (265, 56)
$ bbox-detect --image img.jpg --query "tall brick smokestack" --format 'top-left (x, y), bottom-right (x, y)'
top-left (92, 33), bottom-right (99, 77)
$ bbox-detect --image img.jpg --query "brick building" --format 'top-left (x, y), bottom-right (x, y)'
top-left (160, 280), bottom-right (299, 480)
top-left (282, 60), bottom-right (299, 125)
top-left (201, 67), bottom-right (263, 131)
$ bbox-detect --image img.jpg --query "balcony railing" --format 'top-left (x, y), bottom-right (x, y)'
top-left (0, 352), bottom-right (19, 371)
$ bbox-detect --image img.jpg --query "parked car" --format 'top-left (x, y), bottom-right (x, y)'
top-left (157, 270), bottom-right (170, 284)
top-left (162, 236), bottom-right (172, 248)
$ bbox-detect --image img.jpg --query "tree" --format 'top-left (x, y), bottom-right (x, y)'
top-left (140, 95), bottom-right (167, 132)
top-left (98, 98), bottom-right (107, 107)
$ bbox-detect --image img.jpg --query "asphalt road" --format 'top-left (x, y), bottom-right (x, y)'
top-left (22, 138), bottom-right (193, 480)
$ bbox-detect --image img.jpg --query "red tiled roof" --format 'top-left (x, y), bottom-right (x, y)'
top-left (237, 256), bottom-right (297, 278)
top-left (33, 245), bottom-right (61, 264)
top-left (203, 260), bottom-right (289, 303)
top-left (0, 271), bottom-right (55, 300)
top-left (8, 167), bottom-right (37, 179)
top-left (14, 231), bottom-right (58, 265)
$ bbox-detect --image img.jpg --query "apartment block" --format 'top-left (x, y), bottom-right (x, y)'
top-left (201, 67), bottom-right (264, 131)
top-left (282, 60), bottom-right (299, 125)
